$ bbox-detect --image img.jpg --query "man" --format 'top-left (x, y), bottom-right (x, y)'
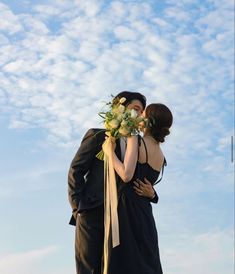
top-left (68, 91), bottom-right (158, 274)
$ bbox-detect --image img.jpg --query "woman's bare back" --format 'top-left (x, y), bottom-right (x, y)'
top-left (138, 136), bottom-right (165, 172)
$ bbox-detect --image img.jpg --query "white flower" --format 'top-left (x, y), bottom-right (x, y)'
top-left (119, 97), bottom-right (126, 104)
top-left (117, 113), bottom-right (124, 121)
top-left (118, 104), bottom-right (125, 113)
top-left (112, 107), bottom-right (118, 115)
top-left (121, 120), bottom-right (128, 126)
top-left (112, 105), bottom-right (125, 115)
top-left (108, 119), bottom-right (119, 129)
top-left (131, 109), bottom-right (138, 118)
top-left (119, 126), bottom-right (130, 136)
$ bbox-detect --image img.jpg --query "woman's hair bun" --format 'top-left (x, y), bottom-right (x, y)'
top-left (145, 104), bottom-right (173, 143)
top-left (150, 126), bottom-right (170, 143)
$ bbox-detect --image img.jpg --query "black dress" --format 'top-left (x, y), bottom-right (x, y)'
top-left (108, 137), bottom-right (166, 274)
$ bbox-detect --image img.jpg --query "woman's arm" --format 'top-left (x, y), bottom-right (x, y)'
top-left (112, 135), bottom-right (138, 183)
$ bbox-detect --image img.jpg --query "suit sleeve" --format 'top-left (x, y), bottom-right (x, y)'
top-left (150, 189), bottom-right (159, 204)
top-left (68, 128), bottom-right (98, 216)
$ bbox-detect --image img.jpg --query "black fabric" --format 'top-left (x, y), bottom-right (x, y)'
top-left (68, 128), bottom-right (122, 226)
top-left (68, 129), bottom-right (123, 274)
top-left (75, 205), bottom-right (104, 274)
top-left (154, 158), bottom-right (167, 185)
top-left (109, 137), bottom-right (165, 274)
top-left (138, 136), bottom-right (167, 186)
top-left (137, 136), bottom-right (160, 203)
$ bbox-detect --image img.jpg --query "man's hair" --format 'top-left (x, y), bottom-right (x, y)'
top-left (114, 91), bottom-right (146, 109)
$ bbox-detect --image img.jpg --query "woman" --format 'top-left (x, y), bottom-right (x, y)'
top-left (108, 103), bottom-right (173, 274)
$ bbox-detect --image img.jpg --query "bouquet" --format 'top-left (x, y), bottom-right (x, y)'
top-left (96, 96), bottom-right (145, 160)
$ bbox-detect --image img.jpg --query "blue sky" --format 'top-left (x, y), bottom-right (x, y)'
top-left (0, 0), bottom-right (234, 273)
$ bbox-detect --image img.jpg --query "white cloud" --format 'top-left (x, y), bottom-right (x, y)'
top-left (0, 246), bottom-right (58, 274)
top-left (0, 3), bottom-right (23, 34)
top-left (74, 0), bottom-right (101, 17)
top-left (32, 4), bottom-right (64, 19)
top-left (153, 18), bottom-right (171, 28)
top-left (0, 1), bottom-right (232, 187)
top-left (164, 7), bottom-right (191, 21)
top-left (0, 1), bottom-right (232, 185)
top-left (19, 14), bottom-right (49, 34)
top-left (109, 1), bottom-right (127, 19)
top-left (160, 228), bottom-right (234, 274)
top-left (0, 33), bottom-right (9, 45)
top-left (114, 25), bottom-right (138, 41)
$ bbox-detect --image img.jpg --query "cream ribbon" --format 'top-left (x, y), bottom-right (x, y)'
top-left (102, 137), bottom-right (120, 274)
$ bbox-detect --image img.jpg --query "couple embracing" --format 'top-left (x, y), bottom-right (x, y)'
top-left (68, 91), bottom-right (173, 274)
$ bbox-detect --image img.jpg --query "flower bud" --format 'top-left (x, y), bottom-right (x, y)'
top-left (119, 126), bottom-right (130, 136)
top-left (118, 104), bottom-right (125, 113)
top-left (109, 119), bottom-right (119, 129)
top-left (131, 109), bottom-right (138, 118)
top-left (119, 97), bottom-right (126, 104)
top-left (121, 120), bottom-right (128, 126)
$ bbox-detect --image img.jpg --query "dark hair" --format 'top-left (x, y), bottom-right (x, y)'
top-left (114, 91), bottom-right (146, 109)
top-left (145, 103), bottom-right (173, 143)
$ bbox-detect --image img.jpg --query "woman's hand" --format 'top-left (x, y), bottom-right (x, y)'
top-left (133, 178), bottom-right (155, 199)
top-left (102, 136), bottom-right (116, 155)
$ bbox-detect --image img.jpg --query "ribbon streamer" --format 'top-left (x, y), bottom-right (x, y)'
top-left (102, 137), bottom-right (120, 274)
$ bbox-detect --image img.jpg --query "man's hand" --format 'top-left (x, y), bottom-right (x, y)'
top-left (133, 177), bottom-right (155, 199)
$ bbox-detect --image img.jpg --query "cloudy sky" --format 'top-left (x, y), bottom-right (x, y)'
top-left (0, 0), bottom-right (234, 273)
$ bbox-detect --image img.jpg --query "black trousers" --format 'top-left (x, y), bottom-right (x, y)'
top-left (75, 205), bottom-right (104, 274)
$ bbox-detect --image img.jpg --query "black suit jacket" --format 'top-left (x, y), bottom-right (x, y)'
top-left (68, 128), bottom-right (114, 225)
top-left (68, 128), bottom-right (158, 226)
